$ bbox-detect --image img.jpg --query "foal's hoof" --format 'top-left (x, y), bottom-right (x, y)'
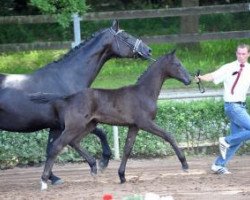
top-left (90, 166), bottom-right (98, 176)
top-left (182, 164), bottom-right (189, 172)
top-left (120, 178), bottom-right (126, 184)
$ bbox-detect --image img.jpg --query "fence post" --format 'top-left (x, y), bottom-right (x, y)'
top-left (71, 13), bottom-right (81, 48)
top-left (113, 126), bottom-right (120, 160)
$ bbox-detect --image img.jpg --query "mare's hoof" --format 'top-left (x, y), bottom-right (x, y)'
top-left (98, 157), bottom-right (110, 172)
top-left (49, 175), bottom-right (64, 185)
top-left (52, 178), bottom-right (64, 185)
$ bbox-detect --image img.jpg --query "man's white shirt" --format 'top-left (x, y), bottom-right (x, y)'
top-left (212, 60), bottom-right (250, 102)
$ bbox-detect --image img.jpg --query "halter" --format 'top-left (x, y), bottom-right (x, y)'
top-left (109, 28), bottom-right (155, 61)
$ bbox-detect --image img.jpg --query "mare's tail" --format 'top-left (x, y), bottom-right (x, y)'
top-left (29, 92), bottom-right (65, 104)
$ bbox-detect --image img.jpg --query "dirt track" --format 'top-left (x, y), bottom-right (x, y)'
top-left (1, 155), bottom-right (250, 200)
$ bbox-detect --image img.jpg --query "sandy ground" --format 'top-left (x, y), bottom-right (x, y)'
top-left (1, 155), bottom-right (250, 200)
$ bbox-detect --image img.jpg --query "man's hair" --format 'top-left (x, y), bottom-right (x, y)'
top-left (237, 44), bottom-right (250, 52)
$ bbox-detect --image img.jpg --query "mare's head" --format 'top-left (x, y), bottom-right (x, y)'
top-left (162, 50), bottom-right (191, 85)
top-left (107, 20), bottom-right (152, 59)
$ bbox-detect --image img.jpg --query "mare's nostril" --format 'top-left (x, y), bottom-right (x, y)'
top-left (148, 48), bottom-right (152, 55)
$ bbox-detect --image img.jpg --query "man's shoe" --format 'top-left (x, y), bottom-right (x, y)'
top-left (211, 164), bottom-right (231, 174)
top-left (219, 137), bottom-right (230, 159)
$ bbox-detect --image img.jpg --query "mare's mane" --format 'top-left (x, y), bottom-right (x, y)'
top-left (36, 28), bottom-right (108, 72)
top-left (56, 28), bottom-right (107, 63)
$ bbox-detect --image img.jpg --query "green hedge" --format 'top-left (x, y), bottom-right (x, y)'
top-left (1, 98), bottom-right (250, 169)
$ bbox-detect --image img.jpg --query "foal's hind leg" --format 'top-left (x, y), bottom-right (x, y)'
top-left (91, 127), bottom-right (112, 171)
top-left (118, 126), bottom-right (139, 183)
top-left (139, 120), bottom-right (188, 171)
top-left (46, 129), bottom-right (64, 185)
top-left (41, 128), bottom-right (84, 190)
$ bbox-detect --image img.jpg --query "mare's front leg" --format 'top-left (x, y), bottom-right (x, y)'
top-left (139, 120), bottom-right (188, 171)
top-left (119, 126), bottom-right (139, 183)
top-left (91, 127), bottom-right (112, 170)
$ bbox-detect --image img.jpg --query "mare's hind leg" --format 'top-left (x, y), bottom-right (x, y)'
top-left (139, 120), bottom-right (188, 171)
top-left (91, 127), bottom-right (112, 170)
top-left (46, 129), bottom-right (64, 185)
top-left (118, 126), bottom-right (139, 183)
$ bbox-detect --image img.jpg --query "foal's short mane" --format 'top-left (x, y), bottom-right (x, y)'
top-left (136, 53), bottom-right (169, 84)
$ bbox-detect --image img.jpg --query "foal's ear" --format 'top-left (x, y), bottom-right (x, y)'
top-left (112, 19), bottom-right (119, 32)
top-left (171, 49), bottom-right (176, 55)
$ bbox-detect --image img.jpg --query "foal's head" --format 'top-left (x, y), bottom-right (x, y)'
top-left (107, 20), bottom-right (152, 59)
top-left (163, 50), bottom-right (191, 85)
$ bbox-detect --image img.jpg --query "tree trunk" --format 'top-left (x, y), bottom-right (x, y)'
top-left (179, 0), bottom-right (200, 50)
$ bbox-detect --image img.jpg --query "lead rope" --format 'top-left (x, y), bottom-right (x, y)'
top-left (196, 69), bottom-right (205, 93)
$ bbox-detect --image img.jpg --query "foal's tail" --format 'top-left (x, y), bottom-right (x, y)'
top-left (29, 92), bottom-right (64, 104)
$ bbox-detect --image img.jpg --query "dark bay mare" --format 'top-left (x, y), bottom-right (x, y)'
top-left (30, 50), bottom-right (191, 190)
top-left (0, 20), bottom-right (152, 184)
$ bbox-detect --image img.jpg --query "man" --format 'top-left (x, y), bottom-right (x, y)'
top-left (196, 44), bottom-right (250, 174)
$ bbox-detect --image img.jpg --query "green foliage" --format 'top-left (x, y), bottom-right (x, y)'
top-left (30, 0), bottom-right (89, 28)
top-left (122, 194), bottom-right (143, 200)
top-left (0, 130), bottom-right (48, 169)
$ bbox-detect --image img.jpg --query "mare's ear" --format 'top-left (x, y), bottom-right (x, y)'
top-left (112, 19), bottom-right (119, 32)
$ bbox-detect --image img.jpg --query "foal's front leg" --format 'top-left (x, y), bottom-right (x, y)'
top-left (140, 120), bottom-right (188, 171)
top-left (118, 126), bottom-right (139, 183)
top-left (69, 126), bottom-right (98, 176)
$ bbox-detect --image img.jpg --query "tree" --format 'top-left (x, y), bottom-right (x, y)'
top-left (179, 0), bottom-right (200, 50)
top-left (30, 0), bottom-right (89, 28)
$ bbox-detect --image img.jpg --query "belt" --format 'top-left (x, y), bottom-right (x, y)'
top-left (225, 102), bottom-right (246, 105)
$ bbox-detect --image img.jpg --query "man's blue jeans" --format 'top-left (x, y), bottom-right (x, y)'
top-left (214, 102), bottom-right (250, 167)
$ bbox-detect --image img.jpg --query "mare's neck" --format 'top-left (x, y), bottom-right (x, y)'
top-left (39, 29), bottom-right (112, 92)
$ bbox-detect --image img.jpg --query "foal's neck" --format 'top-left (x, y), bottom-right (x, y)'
top-left (136, 60), bottom-right (167, 101)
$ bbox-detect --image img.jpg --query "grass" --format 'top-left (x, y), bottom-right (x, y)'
top-left (0, 38), bottom-right (250, 90)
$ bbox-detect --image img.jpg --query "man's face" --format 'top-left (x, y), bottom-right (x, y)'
top-left (236, 47), bottom-right (250, 64)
